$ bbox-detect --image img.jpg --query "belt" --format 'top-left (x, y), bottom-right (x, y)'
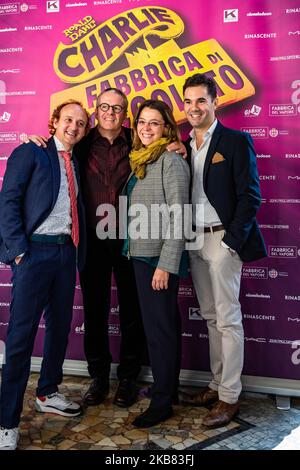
top-left (192, 224), bottom-right (224, 233)
top-left (204, 224), bottom-right (224, 233)
top-left (30, 234), bottom-right (72, 244)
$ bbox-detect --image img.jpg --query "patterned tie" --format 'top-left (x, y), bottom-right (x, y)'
top-left (60, 151), bottom-right (79, 247)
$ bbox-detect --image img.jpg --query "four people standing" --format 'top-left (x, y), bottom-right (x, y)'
top-left (0, 73), bottom-right (266, 439)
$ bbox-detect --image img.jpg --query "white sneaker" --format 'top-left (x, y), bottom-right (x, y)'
top-left (35, 392), bottom-right (82, 417)
top-left (0, 427), bottom-right (19, 451)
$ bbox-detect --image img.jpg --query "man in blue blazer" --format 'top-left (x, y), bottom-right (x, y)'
top-left (181, 74), bottom-right (267, 427)
top-left (0, 100), bottom-right (90, 450)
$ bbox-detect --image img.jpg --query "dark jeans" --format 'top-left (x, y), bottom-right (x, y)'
top-left (133, 260), bottom-right (182, 409)
top-left (0, 241), bottom-right (76, 428)
top-left (79, 231), bottom-right (145, 382)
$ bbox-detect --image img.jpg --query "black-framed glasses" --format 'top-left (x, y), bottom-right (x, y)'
top-left (97, 103), bottom-right (125, 114)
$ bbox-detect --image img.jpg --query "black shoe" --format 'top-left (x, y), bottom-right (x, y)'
top-left (113, 378), bottom-right (138, 408)
top-left (132, 406), bottom-right (173, 428)
top-left (146, 385), bottom-right (179, 405)
top-left (82, 378), bottom-right (109, 406)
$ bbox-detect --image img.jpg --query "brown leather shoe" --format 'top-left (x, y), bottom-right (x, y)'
top-left (180, 387), bottom-right (219, 406)
top-left (202, 400), bottom-right (240, 427)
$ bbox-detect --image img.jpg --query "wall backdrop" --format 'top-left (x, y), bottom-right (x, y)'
top-left (0, 0), bottom-right (299, 382)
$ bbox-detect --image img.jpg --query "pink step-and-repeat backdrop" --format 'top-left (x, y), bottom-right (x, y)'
top-left (0, 0), bottom-right (299, 380)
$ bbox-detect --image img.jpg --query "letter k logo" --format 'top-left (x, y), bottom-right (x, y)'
top-left (224, 9), bottom-right (239, 22)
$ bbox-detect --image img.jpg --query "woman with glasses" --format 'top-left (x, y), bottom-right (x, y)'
top-left (124, 99), bottom-right (190, 428)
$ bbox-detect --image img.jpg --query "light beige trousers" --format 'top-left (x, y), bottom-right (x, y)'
top-left (189, 230), bottom-right (243, 403)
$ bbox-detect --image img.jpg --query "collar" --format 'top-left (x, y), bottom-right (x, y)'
top-left (92, 126), bottom-right (127, 145)
top-left (53, 135), bottom-right (73, 156)
top-left (189, 119), bottom-right (218, 142)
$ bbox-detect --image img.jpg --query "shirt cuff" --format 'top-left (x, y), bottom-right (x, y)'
top-left (221, 241), bottom-right (236, 253)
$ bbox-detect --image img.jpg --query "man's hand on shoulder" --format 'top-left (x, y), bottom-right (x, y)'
top-left (167, 141), bottom-right (187, 158)
top-left (20, 134), bottom-right (48, 148)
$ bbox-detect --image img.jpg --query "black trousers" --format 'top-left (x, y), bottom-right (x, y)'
top-left (133, 260), bottom-right (182, 409)
top-left (79, 231), bottom-right (145, 382)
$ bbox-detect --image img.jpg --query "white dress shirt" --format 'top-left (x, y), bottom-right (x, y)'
top-left (190, 119), bottom-right (222, 228)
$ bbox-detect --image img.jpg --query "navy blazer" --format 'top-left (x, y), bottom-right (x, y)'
top-left (0, 137), bottom-right (86, 270)
top-left (186, 121), bottom-right (267, 262)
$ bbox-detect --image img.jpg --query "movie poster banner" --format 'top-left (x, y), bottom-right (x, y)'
top-left (0, 0), bottom-right (299, 381)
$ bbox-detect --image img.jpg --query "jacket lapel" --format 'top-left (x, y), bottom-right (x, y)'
top-left (45, 137), bottom-right (61, 210)
top-left (203, 121), bottom-right (223, 190)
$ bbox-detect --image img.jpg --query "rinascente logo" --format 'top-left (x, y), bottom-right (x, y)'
top-left (285, 153), bottom-right (300, 159)
top-left (259, 175), bottom-right (276, 181)
top-left (286, 8), bottom-right (300, 13)
top-left (244, 32), bottom-right (277, 39)
top-left (243, 313), bottom-right (275, 321)
top-left (285, 295), bottom-right (300, 301)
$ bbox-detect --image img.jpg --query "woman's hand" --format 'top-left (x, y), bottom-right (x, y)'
top-left (20, 134), bottom-right (48, 148)
top-left (166, 141), bottom-right (187, 158)
top-left (152, 268), bottom-right (169, 290)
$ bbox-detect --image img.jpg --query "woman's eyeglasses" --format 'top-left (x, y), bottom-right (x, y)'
top-left (136, 119), bottom-right (165, 129)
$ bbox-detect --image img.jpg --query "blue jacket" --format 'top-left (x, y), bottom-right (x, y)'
top-left (186, 121), bottom-right (267, 262)
top-left (0, 137), bottom-right (86, 269)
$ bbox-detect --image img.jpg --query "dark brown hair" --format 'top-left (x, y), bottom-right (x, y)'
top-left (183, 73), bottom-right (217, 100)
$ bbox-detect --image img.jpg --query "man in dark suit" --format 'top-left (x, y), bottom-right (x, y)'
top-left (0, 100), bottom-right (89, 450)
top-left (181, 74), bottom-right (267, 427)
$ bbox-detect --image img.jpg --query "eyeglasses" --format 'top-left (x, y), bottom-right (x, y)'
top-left (97, 103), bottom-right (125, 114)
top-left (136, 119), bottom-right (165, 128)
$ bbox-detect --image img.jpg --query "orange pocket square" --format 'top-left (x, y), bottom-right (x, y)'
top-left (212, 152), bottom-right (225, 164)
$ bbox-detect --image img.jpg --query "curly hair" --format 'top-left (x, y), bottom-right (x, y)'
top-left (48, 100), bottom-right (91, 136)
